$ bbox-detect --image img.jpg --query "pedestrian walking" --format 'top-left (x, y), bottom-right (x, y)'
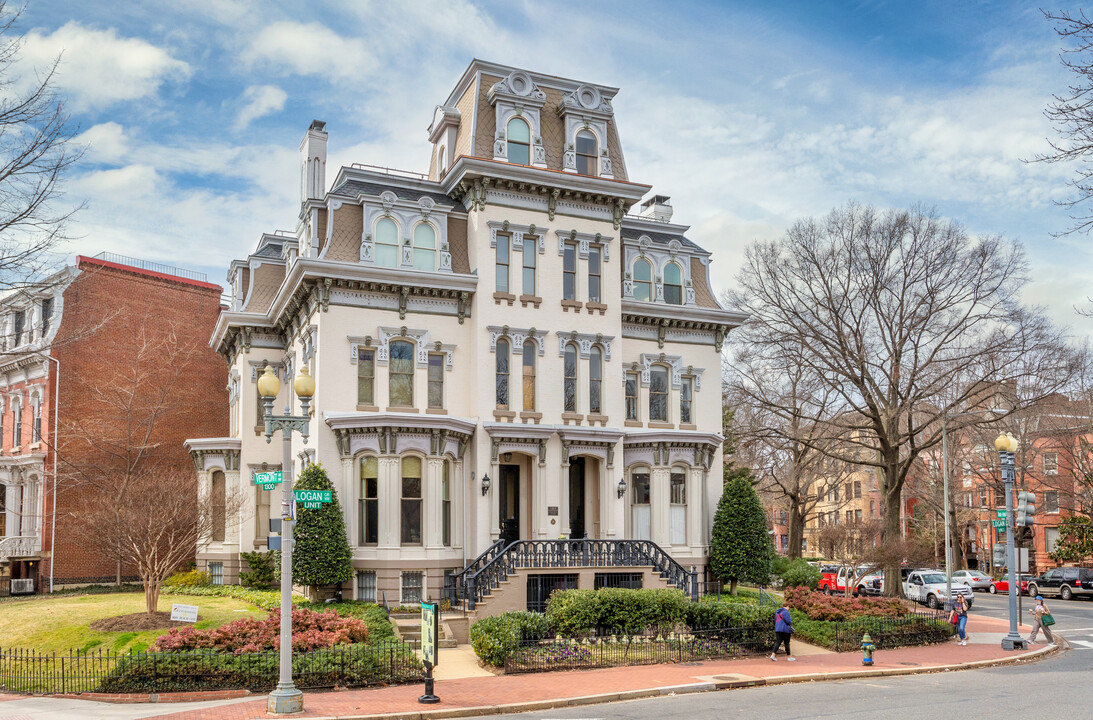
top-left (770, 603), bottom-right (796, 661)
top-left (953, 593), bottom-right (969, 645)
top-left (1028, 595), bottom-right (1056, 644)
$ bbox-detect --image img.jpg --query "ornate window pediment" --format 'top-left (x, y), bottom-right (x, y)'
top-left (554, 229), bottom-right (612, 262)
top-left (556, 331), bottom-right (614, 361)
top-left (348, 328), bottom-right (454, 370)
top-left (630, 353), bottom-right (705, 390)
top-left (359, 193), bottom-right (452, 272)
top-left (487, 325), bottom-right (547, 356)
top-left (488, 220), bottom-right (547, 254)
top-left (488, 71), bottom-right (548, 169)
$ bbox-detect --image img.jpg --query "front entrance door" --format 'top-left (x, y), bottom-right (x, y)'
top-left (569, 458), bottom-right (586, 539)
top-left (499, 464), bottom-right (520, 546)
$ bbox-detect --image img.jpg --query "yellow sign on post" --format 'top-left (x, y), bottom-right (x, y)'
top-left (419, 601), bottom-right (440, 703)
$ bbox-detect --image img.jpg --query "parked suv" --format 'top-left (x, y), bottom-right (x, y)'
top-left (1026, 567), bottom-right (1093, 601)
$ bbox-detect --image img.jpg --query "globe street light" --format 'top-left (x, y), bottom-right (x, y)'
top-left (258, 364), bottom-right (316, 714)
top-left (995, 431), bottom-right (1027, 651)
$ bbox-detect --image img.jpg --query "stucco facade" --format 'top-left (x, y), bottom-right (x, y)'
top-left (189, 61), bottom-right (744, 605)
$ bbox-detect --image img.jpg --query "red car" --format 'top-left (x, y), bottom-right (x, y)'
top-left (988, 574), bottom-right (1034, 594)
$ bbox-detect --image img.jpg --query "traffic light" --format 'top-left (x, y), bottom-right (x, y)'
top-left (993, 544), bottom-right (1007, 568)
top-left (1016, 491), bottom-right (1036, 527)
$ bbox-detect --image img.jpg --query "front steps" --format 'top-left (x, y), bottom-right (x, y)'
top-left (392, 613), bottom-right (458, 647)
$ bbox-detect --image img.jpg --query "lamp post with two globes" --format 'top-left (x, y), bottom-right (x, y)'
top-left (257, 364), bottom-right (316, 714)
top-left (995, 431), bottom-right (1027, 651)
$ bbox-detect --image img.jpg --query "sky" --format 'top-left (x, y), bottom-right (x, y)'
top-left (18, 0), bottom-right (1093, 335)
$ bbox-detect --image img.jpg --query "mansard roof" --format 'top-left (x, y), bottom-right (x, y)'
top-left (619, 225), bottom-right (704, 253)
top-left (330, 177), bottom-right (456, 208)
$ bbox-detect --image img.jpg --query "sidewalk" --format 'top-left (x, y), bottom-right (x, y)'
top-left (0, 613), bottom-right (1060, 720)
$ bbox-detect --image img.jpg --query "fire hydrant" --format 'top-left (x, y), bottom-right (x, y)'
top-left (861, 633), bottom-right (875, 666)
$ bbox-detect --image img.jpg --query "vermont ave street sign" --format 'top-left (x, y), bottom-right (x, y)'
top-left (293, 489), bottom-right (333, 509)
top-left (254, 471), bottom-right (283, 490)
top-left (996, 509), bottom-right (1007, 519)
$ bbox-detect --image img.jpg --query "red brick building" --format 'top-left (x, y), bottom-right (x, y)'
top-left (0, 254), bottom-right (227, 594)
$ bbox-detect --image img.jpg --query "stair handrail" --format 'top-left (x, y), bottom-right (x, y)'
top-left (464, 539), bottom-right (698, 610)
top-left (447, 538), bottom-right (507, 608)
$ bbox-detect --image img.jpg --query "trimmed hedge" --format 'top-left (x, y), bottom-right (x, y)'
top-left (686, 600), bottom-right (775, 630)
top-left (793, 612), bottom-right (954, 651)
top-left (545, 588), bottom-right (690, 637)
top-left (164, 584), bottom-right (304, 610)
top-left (470, 611), bottom-right (552, 667)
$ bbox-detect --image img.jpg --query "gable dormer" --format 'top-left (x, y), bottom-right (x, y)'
top-left (557, 84), bottom-right (615, 179)
top-left (487, 70), bottom-right (548, 169)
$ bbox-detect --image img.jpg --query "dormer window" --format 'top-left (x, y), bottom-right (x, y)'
top-left (413, 223), bottom-right (436, 271)
top-left (575, 130), bottom-right (597, 176)
top-left (438, 144), bottom-right (447, 175)
top-left (375, 218), bottom-right (399, 267)
top-left (664, 263), bottom-right (683, 305)
top-left (633, 259), bottom-right (652, 302)
top-left (507, 117), bottom-right (530, 165)
top-left (13, 310), bottom-right (25, 346)
top-left (41, 298), bottom-right (53, 336)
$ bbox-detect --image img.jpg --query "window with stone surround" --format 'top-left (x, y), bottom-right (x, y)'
top-left (211, 470), bottom-right (226, 542)
top-left (496, 234), bottom-right (511, 293)
top-left (563, 241), bottom-right (577, 300)
top-left (588, 246), bottom-right (602, 302)
top-left (649, 366), bottom-right (669, 422)
top-left (31, 393), bottom-right (41, 443)
top-left (522, 239), bottom-right (536, 296)
top-left (680, 377), bottom-right (693, 424)
top-left (11, 398), bottom-right (20, 446)
top-left (664, 262), bottom-right (683, 305)
top-left (401, 570), bottom-right (424, 604)
top-left (357, 570), bottom-right (377, 602)
top-left (40, 298), bottom-right (53, 336)
top-left (631, 469), bottom-right (651, 541)
top-left (389, 340), bottom-right (414, 407)
top-left (13, 310), bottom-right (24, 346)
top-left (564, 343), bottom-right (578, 413)
top-left (633, 259), bottom-right (652, 302)
top-left (576, 129), bottom-right (597, 176)
top-left (1043, 452), bottom-right (1058, 475)
top-left (209, 562), bottom-right (224, 585)
top-left (357, 348), bottom-right (375, 405)
top-left (589, 346), bottom-right (602, 414)
top-left (401, 456), bottom-right (423, 545)
top-left (670, 470), bottom-right (686, 545)
top-left (625, 372), bottom-right (638, 421)
top-left (359, 456), bottom-right (378, 545)
top-left (496, 338), bottom-right (510, 409)
top-left (413, 223), bottom-right (437, 271)
top-left (507, 117), bottom-right (530, 165)
top-left (522, 340), bottom-right (536, 411)
top-left (427, 353), bottom-right (444, 409)
top-left (375, 217), bottom-right (399, 267)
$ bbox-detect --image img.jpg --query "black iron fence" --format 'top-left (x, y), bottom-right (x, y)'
top-left (0, 641), bottom-right (423, 695)
top-left (828, 615), bottom-right (954, 652)
top-left (504, 623), bottom-right (776, 674)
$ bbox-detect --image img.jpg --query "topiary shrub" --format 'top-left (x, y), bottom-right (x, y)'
top-left (777, 558), bottom-right (822, 589)
top-left (239, 550), bottom-right (279, 590)
top-left (163, 569), bottom-right (211, 588)
top-left (470, 611), bottom-right (552, 666)
top-left (545, 588), bottom-right (690, 637)
top-left (292, 464), bottom-right (353, 591)
top-left (686, 600), bottom-right (775, 630)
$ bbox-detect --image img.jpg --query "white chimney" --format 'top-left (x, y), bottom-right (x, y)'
top-left (300, 120), bottom-right (328, 203)
top-left (640, 194), bottom-right (673, 222)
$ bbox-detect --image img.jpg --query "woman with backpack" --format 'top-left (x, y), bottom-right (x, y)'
top-left (770, 603), bottom-right (796, 661)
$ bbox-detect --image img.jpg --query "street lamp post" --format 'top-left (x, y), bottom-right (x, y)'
top-left (258, 364), bottom-right (316, 714)
top-left (995, 432), bottom-right (1027, 651)
top-left (941, 415), bottom-right (954, 611)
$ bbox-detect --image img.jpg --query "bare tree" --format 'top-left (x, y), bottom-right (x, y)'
top-left (0, 1), bottom-right (83, 313)
top-left (727, 203), bottom-right (1080, 594)
top-left (81, 469), bottom-right (243, 614)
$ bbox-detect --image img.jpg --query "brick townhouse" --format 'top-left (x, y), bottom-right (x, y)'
top-left (0, 254), bottom-right (226, 595)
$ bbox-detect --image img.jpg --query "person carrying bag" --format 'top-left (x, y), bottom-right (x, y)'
top-left (1028, 595), bottom-right (1056, 644)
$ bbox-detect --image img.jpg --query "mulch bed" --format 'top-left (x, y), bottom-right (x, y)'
top-left (89, 611), bottom-right (202, 632)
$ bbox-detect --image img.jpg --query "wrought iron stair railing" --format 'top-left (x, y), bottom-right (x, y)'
top-left (445, 538), bottom-right (507, 608)
top-left (462, 539), bottom-right (698, 610)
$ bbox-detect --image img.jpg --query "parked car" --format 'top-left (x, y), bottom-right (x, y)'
top-left (860, 565), bottom-right (914, 595)
top-left (952, 570), bottom-right (992, 591)
top-left (1026, 567), bottom-right (1093, 601)
top-left (988, 574), bottom-right (1034, 594)
top-left (818, 565), bottom-right (873, 596)
top-left (902, 569), bottom-right (974, 609)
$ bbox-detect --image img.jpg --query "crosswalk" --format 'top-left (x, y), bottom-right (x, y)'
top-left (1057, 627), bottom-right (1093, 649)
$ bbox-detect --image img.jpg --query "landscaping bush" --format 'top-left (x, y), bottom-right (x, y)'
top-left (298, 601), bottom-right (396, 642)
top-left (153, 607), bottom-right (368, 653)
top-left (470, 611), bottom-right (552, 667)
top-left (686, 600), bottom-right (775, 630)
top-left (775, 558), bottom-right (822, 589)
top-left (239, 551), bottom-right (278, 590)
top-left (164, 584), bottom-right (300, 610)
top-left (545, 588), bottom-right (690, 637)
top-left (792, 612), bottom-right (953, 651)
top-left (783, 586), bottom-right (905, 621)
top-left (163, 569), bottom-right (211, 588)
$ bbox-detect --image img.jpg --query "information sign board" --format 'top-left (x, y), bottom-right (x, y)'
top-left (421, 601), bottom-right (439, 668)
top-left (170, 603), bottom-right (199, 623)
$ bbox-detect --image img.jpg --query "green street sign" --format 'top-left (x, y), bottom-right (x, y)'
top-left (254, 471), bottom-right (283, 490)
top-left (992, 519), bottom-right (1007, 530)
top-left (294, 489), bottom-right (333, 509)
top-left (996, 509), bottom-right (1008, 519)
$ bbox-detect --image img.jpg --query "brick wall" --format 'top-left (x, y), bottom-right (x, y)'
top-left (43, 258), bottom-right (228, 585)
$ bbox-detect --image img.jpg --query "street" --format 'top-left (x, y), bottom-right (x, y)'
top-left (462, 593), bottom-right (1093, 720)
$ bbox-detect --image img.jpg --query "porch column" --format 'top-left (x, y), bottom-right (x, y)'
top-left (534, 457), bottom-right (547, 538)
top-left (340, 456), bottom-right (354, 546)
top-left (489, 457), bottom-right (500, 542)
top-left (650, 466), bottom-right (670, 548)
top-left (560, 459), bottom-right (570, 538)
top-left (687, 466), bottom-right (703, 552)
top-left (424, 456), bottom-right (443, 548)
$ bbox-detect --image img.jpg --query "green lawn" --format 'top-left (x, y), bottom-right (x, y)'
top-left (0, 592), bottom-right (266, 655)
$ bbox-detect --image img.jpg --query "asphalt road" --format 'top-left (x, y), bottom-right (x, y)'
top-left (465, 593), bottom-right (1093, 720)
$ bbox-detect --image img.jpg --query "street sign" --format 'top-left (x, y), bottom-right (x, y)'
top-left (254, 471), bottom-right (283, 490)
top-left (293, 489), bottom-right (333, 509)
top-left (996, 509), bottom-right (1007, 519)
top-left (170, 603), bottom-right (199, 623)
top-left (992, 519), bottom-right (1007, 530)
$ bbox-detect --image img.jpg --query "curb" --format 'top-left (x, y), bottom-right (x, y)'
top-left (323, 642), bottom-right (1064, 720)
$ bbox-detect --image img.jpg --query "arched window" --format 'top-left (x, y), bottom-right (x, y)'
top-left (630, 467), bottom-right (651, 541)
top-left (401, 456), bottom-right (422, 545)
top-left (670, 469), bottom-right (687, 545)
top-left (412, 223), bottom-right (436, 271)
top-left (11, 398), bottom-right (21, 447)
top-left (633, 259), bottom-right (652, 301)
top-left (211, 470), bottom-right (226, 542)
top-left (389, 340), bottom-right (414, 407)
top-left (575, 129), bottom-right (597, 175)
top-left (522, 339), bottom-right (536, 411)
top-left (31, 392), bottom-right (41, 443)
top-left (375, 217), bottom-right (399, 267)
top-left (506, 117), bottom-right (530, 165)
top-left (664, 263), bottom-right (683, 305)
top-left (496, 338), bottom-right (510, 409)
top-left (564, 343), bottom-right (578, 413)
top-left (359, 456), bottom-right (378, 545)
top-left (649, 365), bottom-right (669, 422)
top-left (589, 346), bottom-right (602, 414)
top-left (438, 144), bottom-right (447, 175)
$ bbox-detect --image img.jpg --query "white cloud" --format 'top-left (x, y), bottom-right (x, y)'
top-left (235, 85), bottom-right (287, 130)
top-left (240, 21), bottom-right (375, 80)
top-left (75, 122), bottom-right (129, 164)
top-left (21, 22), bottom-right (190, 111)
